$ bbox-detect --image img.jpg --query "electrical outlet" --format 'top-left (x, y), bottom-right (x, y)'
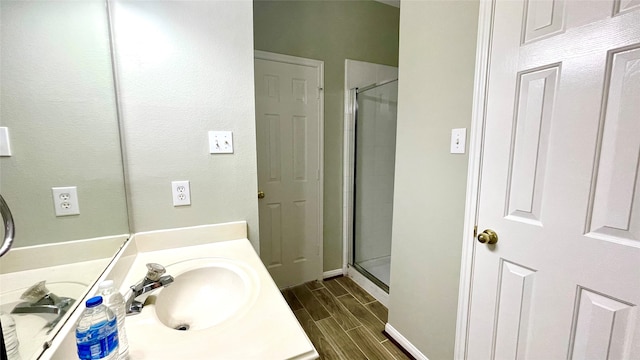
top-left (52, 186), bottom-right (80, 216)
top-left (171, 180), bottom-right (191, 206)
top-left (208, 131), bottom-right (234, 154)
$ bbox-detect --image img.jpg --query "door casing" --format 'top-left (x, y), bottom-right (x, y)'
top-left (455, 0), bottom-right (514, 357)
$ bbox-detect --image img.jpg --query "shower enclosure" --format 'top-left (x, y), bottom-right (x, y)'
top-left (350, 79), bottom-right (398, 292)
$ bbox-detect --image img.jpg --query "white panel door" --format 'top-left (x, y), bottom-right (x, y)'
top-left (254, 56), bottom-right (322, 288)
top-left (467, 1), bottom-right (640, 359)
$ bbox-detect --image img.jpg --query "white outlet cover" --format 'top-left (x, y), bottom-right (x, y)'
top-left (450, 128), bottom-right (467, 154)
top-left (52, 186), bottom-right (80, 216)
top-left (172, 180), bottom-right (191, 206)
top-left (208, 131), bottom-right (234, 154)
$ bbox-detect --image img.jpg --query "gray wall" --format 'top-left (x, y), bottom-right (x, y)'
top-left (0, 0), bottom-right (129, 247)
top-left (111, 0), bottom-right (260, 248)
top-left (253, 0), bottom-right (400, 271)
top-left (388, 1), bottom-right (479, 359)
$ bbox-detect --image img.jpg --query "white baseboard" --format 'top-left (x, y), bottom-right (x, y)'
top-left (347, 266), bottom-right (389, 306)
top-left (384, 323), bottom-right (429, 360)
top-left (323, 268), bottom-right (344, 279)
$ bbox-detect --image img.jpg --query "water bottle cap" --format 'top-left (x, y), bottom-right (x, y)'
top-left (99, 280), bottom-right (114, 290)
top-left (86, 296), bottom-right (103, 308)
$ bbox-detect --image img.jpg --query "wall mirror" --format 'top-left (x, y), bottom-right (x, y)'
top-left (0, 1), bottom-right (130, 359)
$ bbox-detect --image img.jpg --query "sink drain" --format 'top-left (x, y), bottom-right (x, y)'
top-left (174, 324), bottom-right (190, 331)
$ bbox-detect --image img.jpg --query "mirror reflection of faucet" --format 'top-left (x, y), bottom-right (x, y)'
top-left (10, 280), bottom-right (75, 332)
top-left (125, 263), bottom-right (174, 316)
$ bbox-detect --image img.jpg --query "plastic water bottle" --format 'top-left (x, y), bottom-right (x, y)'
top-left (75, 296), bottom-right (119, 360)
top-left (99, 280), bottom-right (129, 360)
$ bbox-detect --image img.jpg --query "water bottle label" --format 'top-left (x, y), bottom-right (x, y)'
top-left (77, 338), bottom-right (110, 359)
top-left (107, 317), bottom-right (119, 355)
top-left (76, 318), bottom-right (119, 359)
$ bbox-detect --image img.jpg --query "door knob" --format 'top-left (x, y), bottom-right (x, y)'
top-left (477, 229), bottom-right (498, 244)
top-left (258, 191), bottom-right (265, 199)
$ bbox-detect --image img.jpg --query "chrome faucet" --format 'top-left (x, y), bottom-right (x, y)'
top-left (125, 263), bottom-right (174, 316)
top-left (11, 281), bottom-right (75, 332)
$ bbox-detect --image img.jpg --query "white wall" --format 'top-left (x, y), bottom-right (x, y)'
top-left (111, 0), bottom-right (259, 248)
top-left (388, 1), bottom-right (479, 359)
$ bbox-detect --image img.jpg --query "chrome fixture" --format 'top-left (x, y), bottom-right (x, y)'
top-left (0, 194), bottom-right (15, 257)
top-left (125, 263), bottom-right (174, 315)
top-left (11, 281), bottom-right (75, 332)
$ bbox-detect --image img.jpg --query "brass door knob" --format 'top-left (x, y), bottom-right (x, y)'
top-left (258, 191), bottom-right (265, 199)
top-left (477, 229), bottom-right (498, 244)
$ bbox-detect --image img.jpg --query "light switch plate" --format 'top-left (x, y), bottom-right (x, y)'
top-left (0, 127), bottom-right (12, 156)
top-left (208, 131), bottom-right (234, 154)
top-left (450, 128), bottom-right (467, 154)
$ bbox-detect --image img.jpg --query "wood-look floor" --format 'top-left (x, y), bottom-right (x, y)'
top-left (282, 276), bottom-right (413, 360)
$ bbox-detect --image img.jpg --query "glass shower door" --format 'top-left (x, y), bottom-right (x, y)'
top-left (352, 80), bottom-right (398, 292)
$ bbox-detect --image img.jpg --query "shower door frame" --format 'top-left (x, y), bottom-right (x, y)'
top-left (342, 60), bottom-right (398, 306)
top-left (346, 79), bottom-right (398, 295)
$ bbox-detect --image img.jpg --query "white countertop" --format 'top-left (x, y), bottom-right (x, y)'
top-left (0, 234), bottom-right (128, 360)
top-left (44, 222), bottom-right (318, 360)
top-left (0, 259), bottom-right (109, 360)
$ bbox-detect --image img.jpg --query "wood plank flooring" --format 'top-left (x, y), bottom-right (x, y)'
top-left (282, 277), bottom-right (412, 360)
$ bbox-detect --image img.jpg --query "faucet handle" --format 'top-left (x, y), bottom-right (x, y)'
top-left (145, 263), bottom-right (166, 281)
top-left (21, 280), bottom-right (49, 303)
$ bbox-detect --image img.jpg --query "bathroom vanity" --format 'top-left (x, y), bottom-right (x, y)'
top-left (3, 222), bottom-right (317, 360)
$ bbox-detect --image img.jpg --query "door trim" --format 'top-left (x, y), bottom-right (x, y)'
top-left (253, 50), bottom-right (325, 282)
top-left (454, 0), bottom-right (495, 358)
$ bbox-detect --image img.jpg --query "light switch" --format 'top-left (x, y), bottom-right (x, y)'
top-left (0, 127), bottom-right (12, 156)
top-left (208, 131), bottom-right (234, 154)
top-left (450, 128), bottom-right (467, 154)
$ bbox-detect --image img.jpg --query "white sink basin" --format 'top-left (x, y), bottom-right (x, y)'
top-left (153, 258), bottom-right (259, 331)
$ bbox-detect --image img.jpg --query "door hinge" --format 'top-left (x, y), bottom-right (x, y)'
top-left (317, 87), bottom-right (323, 99)
top-left (473, 225), bottom-right (478, 238)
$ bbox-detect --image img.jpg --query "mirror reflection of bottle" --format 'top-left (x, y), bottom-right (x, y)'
top-left (75, 296), bottom-right (119, 360)
top-left (1, 311), bottom-right (22, 360)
